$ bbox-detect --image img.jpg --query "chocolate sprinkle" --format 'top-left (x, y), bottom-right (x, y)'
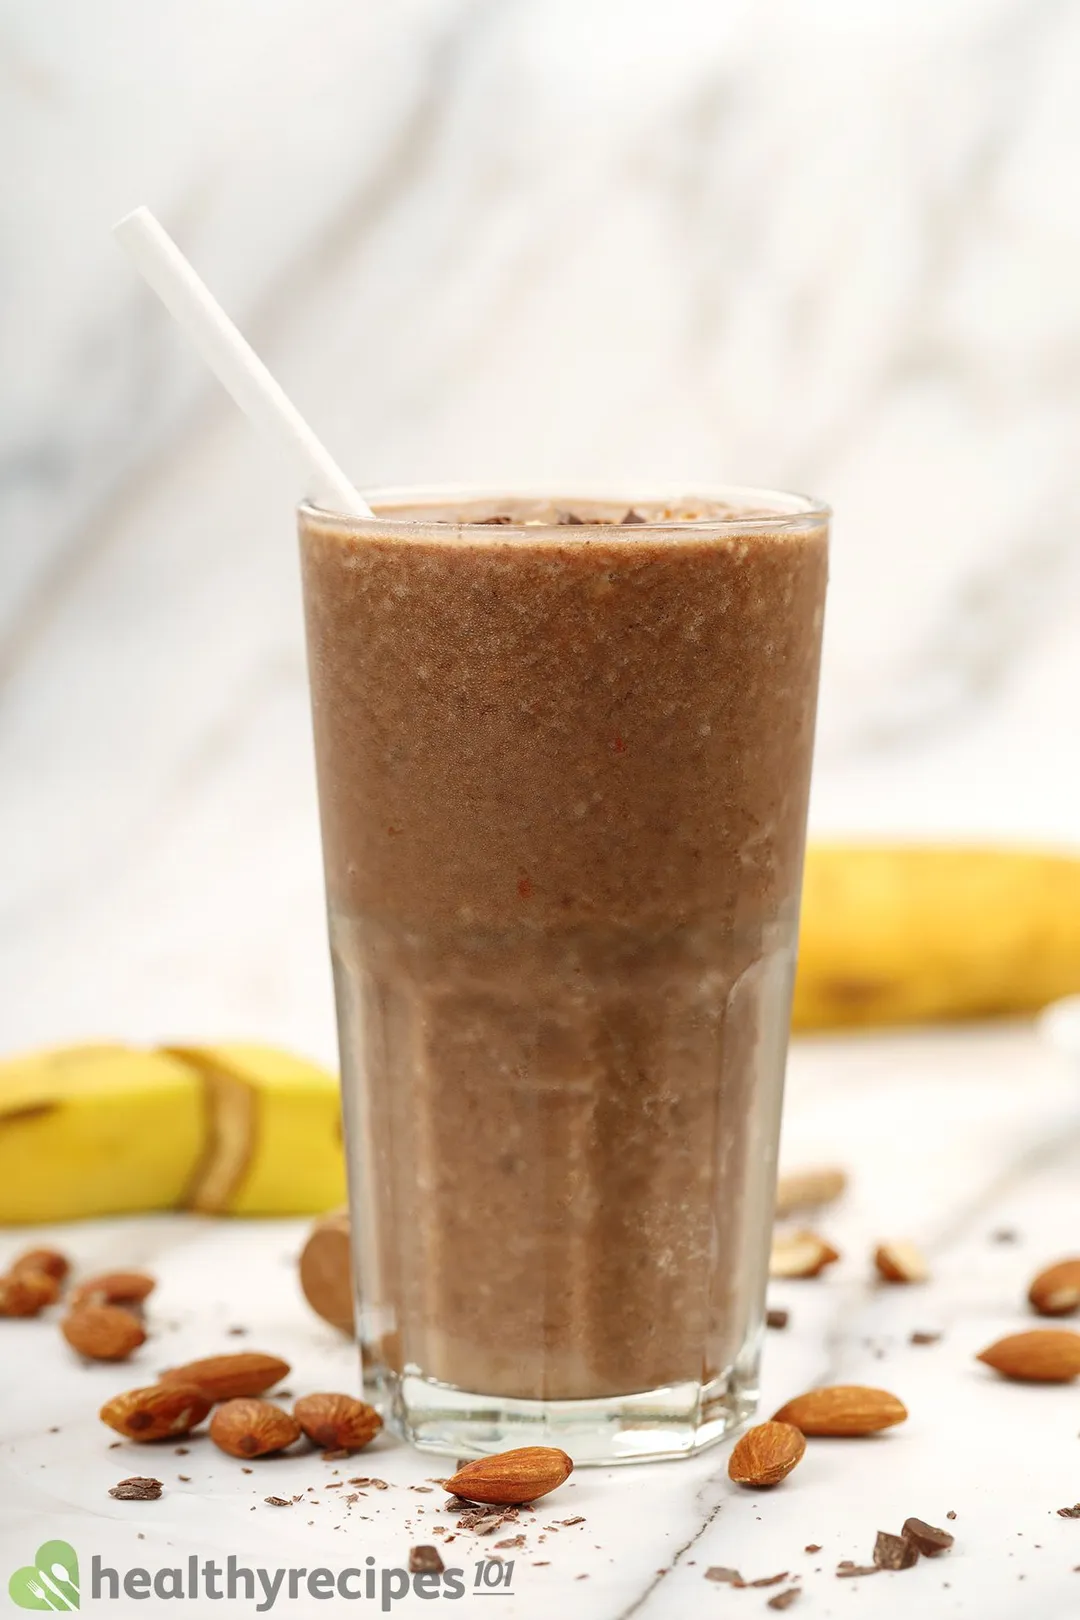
top-left (409, 1546), bottom-right (445, 1574)
top-left (110, 1477), bottom-right (162, 1501)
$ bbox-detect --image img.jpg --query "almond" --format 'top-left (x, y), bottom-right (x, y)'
top-left (728, 1422), bottom-right (806, 1488)
top-left (293, 1393), bottom-right (382, 1452)
top-left (445, 1447), bottom-right (574, 1506)
top-left (1028, 1259), bottom-right (1080, 1318)
top-left (775, 1167), bottom-right (847, 1217)
top-left (161, 1352), bottom-right (290, 1402)
top-left (769, 1230), bottom-right (840, 1279)
top-left (772, 1385), bottom-right (908, 1436)
top-left (71, 1270), bottom-right (156, 1309)
top-left (874, 1241), bottom-right (929, 1284)
top-left (100, 1382), bottom-right (212, 1441)
top-left (11, 1248), bottom-right (70, 1283)
top-left (209, 1398), bottom-right (301, 1458)
top-left (0, 1271), bottom-right (60, 1316)
top-left (976, 1328), bottom-right (1080, 1382)
top-left (62, 1304), bottom-right (146, 1361)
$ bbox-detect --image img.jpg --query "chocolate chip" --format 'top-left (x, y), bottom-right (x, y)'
top-left (409, 1547), bottom-right (445, 1574)
top-left (766, 1308), bottom-right (789, 1330)
top-left (768, 1591), bottom-right (801, 1612)
top-left (874, 1530), bottom-right (919, 1570)
top-left (110, 1477), bottom-right (162, 1501)
top-left (910, 1330), bottom-right (942, 1345)
top-left (264, 1496), bottom-right (291, 1507)
top-left (902, 1517), bottom-right (955, 1555)
top-left (621, 509), bottom-right (647, 525)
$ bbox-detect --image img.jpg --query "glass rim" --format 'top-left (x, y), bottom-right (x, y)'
top-left (300, 482), bottom-right (830, 535)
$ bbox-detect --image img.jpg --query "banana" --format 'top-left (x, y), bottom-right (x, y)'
top-left (794, 844), bottom-right (1080, 1029)
top-left (0, 1042), bottom-right (345, 1225)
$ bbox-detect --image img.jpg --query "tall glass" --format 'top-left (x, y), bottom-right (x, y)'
top-left (298, 487), bottom-right (828, 1464)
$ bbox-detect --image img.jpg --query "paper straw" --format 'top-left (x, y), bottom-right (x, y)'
top-left (113, 206), bottom-right (373, 518)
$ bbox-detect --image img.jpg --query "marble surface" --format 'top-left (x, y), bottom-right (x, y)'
top-left (3, 1022), bottom-right (1080, 1619)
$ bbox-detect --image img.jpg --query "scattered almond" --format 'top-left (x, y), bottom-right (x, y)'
top-left (1028, 1259), bottom-right (1080, 1318)
top-left (0, 1271), bottom-right (60, 1316)
top-left (62, 1304), bottom-right (146, 1361)
top-left (976, 1329), bottom-right (1080, 1383)
top-left (100, 1382), bottom-right (211, 1441)
top-left (161, 1352), bottom-right (290, 1402)
top-left (775, 1168), bottom-right (847, 1217)
top-left (445, 1447), bottom-right (574, 1506)
top-left (71, 1270), bottom-right (156, 1309)
top-left (772, 1385), bottom-right (908, 1437)
top-left (728, 1422), bottom-right (806, 1488)
top-left (874, 1241), bottom-right (928, 1284)
top-left (10, 1248), bottom-right (70, 1282)
top-left (209, 1398), bottom-right (301, 1458)
top-left (769, 1230), bottom-right (840, 1279)
top-left (293, 1393), bottom-right (382, 1452)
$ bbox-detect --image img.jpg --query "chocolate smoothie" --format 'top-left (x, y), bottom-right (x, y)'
top-left (299, 489), bottom-right (828, 1457)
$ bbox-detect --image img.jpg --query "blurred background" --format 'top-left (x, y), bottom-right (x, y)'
top-left (3, 0), bottom-right (1080, 1060)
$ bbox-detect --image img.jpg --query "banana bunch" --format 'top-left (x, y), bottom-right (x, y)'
top-left (793, 844), bottom-right (1080, 1029)
top-left (0, 1043), bottom-right (345, 1225)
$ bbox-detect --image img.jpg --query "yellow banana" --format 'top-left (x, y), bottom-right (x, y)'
top-left (794, 844), bottom-right (1080, 1029)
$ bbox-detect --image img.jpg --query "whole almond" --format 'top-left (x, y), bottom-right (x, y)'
top-left (100, 1382), bottom-right (212, 1441)
top-left (0, 1271), bottom-right (60, 1316)
top-left (210, 1398), bottom-right (301, 1459)
top-left (62, 1304), bottom-right (146, 1361)
top-left (446, 1447), bottom-right (574, 1506)
top-left (728, 1421), bottom-right (806, 1488)
top-left (976, 1329), bottom-right (1080, 1383)
top-left (161, 1352), bottom-right (290, 1402)
top-left (71, 1270), bottom-right (156, 1309)
top-left (770, 1230), bottom-right (840, 1279)
top-left (775, 1168), bottom-right (847, 1217)
top-left (874, 1241), bottom-right (929, 1285)
top-left (1028, 1259), bottom-right (1080, 1318)
top-left (772, 1385), bottom-right (908, 1436)
top-left (11, 1248), bottom-right (70, 1283)
top-left (293, 1393), bottom-right (382, 1452)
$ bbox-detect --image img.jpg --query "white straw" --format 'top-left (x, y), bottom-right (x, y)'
top-left (112, 206), bottom-right (373, 518)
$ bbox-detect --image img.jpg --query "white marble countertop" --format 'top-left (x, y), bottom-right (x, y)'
top-left (4, 1021), bottom-right (1080, 1619)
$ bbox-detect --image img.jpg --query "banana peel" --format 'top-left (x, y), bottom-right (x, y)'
top-left (793, 843), bottom-right (1080, 1029)
top-left (0, 1042), bottom-right (345, 1225)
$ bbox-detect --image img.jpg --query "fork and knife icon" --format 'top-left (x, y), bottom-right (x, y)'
top-left (8, 1541), bottom-right (80, 1611)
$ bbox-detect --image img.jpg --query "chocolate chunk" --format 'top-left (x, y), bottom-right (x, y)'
top-left (1059, 1505), bottom-right (1080, 1519)
top-left (409, 1546), bottom-right (445, 1574)
top-left (766, 1308), bottom-right (790, 1330)
top-left (264, 1496), bottom-right (291, 1507)
top-left (874, 1530), bottom-right (919, 1570)
top-left (902, 1517), bottom-right (955, 1555)
top-left (705, 1567), bottom-right (745, 1585)
top-left (621, 508), bottom-right (647, 525)
top-left (910, 1330), bottom-right (942, 1345)
top-left (836, 1563), bottom-right (880, 1578)
top-left (946, 1511), bottom-right (956, 1520)
top-left (804, 1544), bottom-right (822, 1553)
top-left (110, 1477), bottom-right (162, 1501)
top-left (768, 1591), bottom-right (801, 1612)
top-left (750, 1571), bottom-right (790, 1587)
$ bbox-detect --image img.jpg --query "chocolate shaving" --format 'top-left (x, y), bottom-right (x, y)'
top-left (558, 1516), bottom-right (586, 1526)
top-left (408, 1546), bottom-right (445, 1574)
top-left (621, 508), bottom-right (647, 525)
top-left (478, 515), bottom-right (513, 525)
top-left (902, 1517), bottom-right (955, 1555)
top-left (750, 1571), bottom-right (790, 1587)
top-left (768, 1591), bottom-right (801, 1612)
top-left (910, 1330), bottom-right (942, 1345)
top-left (495, 1535), bottom-right (526, 1550)
top-left (836, 1563), bottom-right (879, 1578)
top-left (1059, 1505), bottom-right (1080, 1519)
top-left (705, 1567), bottom-right (745, 1585)
top-left (766, 1308), bottom-right (789, 1330)
top-left (264, 1496), bottom-right (291, 1507)
top-left (349, 1477), bottom-right (388, 1489)
top-left (322, 1448), bottom-right (351, 1461)
top-left (874, 1530), bottom-right (919, 1570)
top-left (804, 1544), bottom-right (822, 1553)
top-left (110, 1477), bottom-right (162, 1501)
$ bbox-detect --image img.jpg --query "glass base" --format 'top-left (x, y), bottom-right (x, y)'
top-left (370, 1365), bottom-right (758, 1467)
